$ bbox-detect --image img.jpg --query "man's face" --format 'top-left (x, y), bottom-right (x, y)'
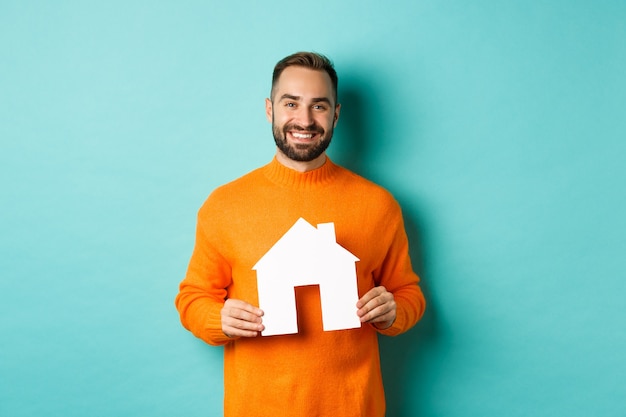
top-left (266, 66), bottom-right (340, 163)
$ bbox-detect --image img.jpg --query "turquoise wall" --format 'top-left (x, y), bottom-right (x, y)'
top-left (2, 1), bottom-right (625, 416)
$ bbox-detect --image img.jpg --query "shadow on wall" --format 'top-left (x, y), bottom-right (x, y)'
top-left (334, 77), bottom-right (439, 417)
top-left (331, 78), bottom-right (371, 177)
top-left (380, 210), bottom-right (438, 417)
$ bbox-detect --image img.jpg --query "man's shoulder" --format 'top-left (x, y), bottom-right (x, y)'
top-left (335, 164), bottom-right (397, 201)
top-left (198, 164), bottom-right (267, 212)
top-left (215, 165), bottom-right (266, 192)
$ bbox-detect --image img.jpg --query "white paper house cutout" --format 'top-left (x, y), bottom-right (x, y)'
top-left (253, 218), bottom-right (362, 336)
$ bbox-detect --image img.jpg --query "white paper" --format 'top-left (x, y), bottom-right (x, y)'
top-left (253, 218), bottom-right (362, 336)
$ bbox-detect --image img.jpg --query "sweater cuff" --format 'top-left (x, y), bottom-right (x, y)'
top-left (374, 319), bottom-right (404, 336)
top-left (193, 303), bottom-right (234, 346)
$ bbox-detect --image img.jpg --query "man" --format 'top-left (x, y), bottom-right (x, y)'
top-left (175, 52), bottom-right (425, 417)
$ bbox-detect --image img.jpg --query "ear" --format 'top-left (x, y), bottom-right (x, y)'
top-left (333, 103), bottom-right (341, 128)
top-left (265, 98), bottom-right (273, 123)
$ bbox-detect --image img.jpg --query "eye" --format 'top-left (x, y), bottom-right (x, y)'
top-left (285, 102), bottom-right (296, 108)
top-left (313, 104), bottom-right (327, 111)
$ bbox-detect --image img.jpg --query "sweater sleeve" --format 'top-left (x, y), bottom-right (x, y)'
top-left (175, 204), bottom-right (233, 346)
top-left (373, 209), bottom-right (426, 336)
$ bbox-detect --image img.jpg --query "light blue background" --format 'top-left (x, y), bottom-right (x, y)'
top-left (2, 1), bottom-right (625, 416)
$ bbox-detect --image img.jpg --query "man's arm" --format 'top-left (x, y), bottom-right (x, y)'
top-left (364, 210), bottom-right (426, 336)
top-left (175, 205), bottom-right (237, 345)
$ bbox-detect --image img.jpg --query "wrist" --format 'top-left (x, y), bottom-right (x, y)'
top-left (372, 318), bottom-right (395, 330)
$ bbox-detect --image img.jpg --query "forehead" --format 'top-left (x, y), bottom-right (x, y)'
top-left (273, 66), bottom-right (334, 101)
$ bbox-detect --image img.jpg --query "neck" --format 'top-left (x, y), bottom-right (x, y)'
top-left (275, 150), bottom-right (327, 173)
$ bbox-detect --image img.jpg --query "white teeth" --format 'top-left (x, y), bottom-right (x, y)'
top-left (292, 132), bottom-right (314, 139)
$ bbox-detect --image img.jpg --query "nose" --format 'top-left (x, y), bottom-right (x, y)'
top-left (295, 106), bottom-right (314, 127)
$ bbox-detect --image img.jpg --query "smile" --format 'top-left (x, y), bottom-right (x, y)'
top-left (291, 132), bottom-right (315, 139)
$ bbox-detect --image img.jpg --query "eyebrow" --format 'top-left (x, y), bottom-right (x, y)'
top-left (278, 94), bottom-right (332, 105)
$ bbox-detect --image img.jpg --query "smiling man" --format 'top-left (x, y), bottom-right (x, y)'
top-left (268, 64), bottom-right (338, 170)
top-left (175, 52), bottom-right (426, 417)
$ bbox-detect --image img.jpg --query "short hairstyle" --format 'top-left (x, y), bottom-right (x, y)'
top-left (270, 51), bottom-right (338, 103)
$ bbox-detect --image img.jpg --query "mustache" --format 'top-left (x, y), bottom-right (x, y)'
top-left (283, 123), bottom-right (325, 134)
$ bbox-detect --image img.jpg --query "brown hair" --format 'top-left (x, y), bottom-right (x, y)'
top-left (271, 52), bottom-right (338, 102)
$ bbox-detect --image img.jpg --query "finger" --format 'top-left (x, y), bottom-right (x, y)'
top-left (359, 300), bottom-right (395, 323)
top-left (224, 327), bottom-right (261, 338)
top-left (222, 311), bottom-right (264, 328)
top-left (223, 307), bottom-right (264, 324)
top-left (357, 289), bottom-right (392, 317)
top-left (356, 286), bottom-right (387, 309)
top-left (222, 314), bottom-right (265, 338)
top-left (224, 299), bottom-right (264, 317)
top-left (223, 321), bottom-right (264, 338)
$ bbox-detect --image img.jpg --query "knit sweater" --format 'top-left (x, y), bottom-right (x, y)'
top-left (175, 157), bottom-right (425, 417)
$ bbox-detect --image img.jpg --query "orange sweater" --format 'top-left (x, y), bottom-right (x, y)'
top-left (175, 157), bottom-right (425, 417)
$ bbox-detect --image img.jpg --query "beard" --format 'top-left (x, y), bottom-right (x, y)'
top-left (272, 121), bottom-right (333, 162)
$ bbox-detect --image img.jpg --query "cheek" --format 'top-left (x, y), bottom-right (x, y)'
top-left (272, 110), bottom-right (291, 125)
top-left (321, 115), bottom-right (336, 129)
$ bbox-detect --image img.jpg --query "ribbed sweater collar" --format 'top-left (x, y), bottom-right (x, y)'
top-left (262, 156), bottom-right (340, 188)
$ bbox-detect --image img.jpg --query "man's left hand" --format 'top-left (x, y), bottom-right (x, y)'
top-left (356, 286), bottom-right (396, 330)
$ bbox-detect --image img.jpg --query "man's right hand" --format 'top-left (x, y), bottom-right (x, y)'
top-left (221, 299), bottom-right (264, 338)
